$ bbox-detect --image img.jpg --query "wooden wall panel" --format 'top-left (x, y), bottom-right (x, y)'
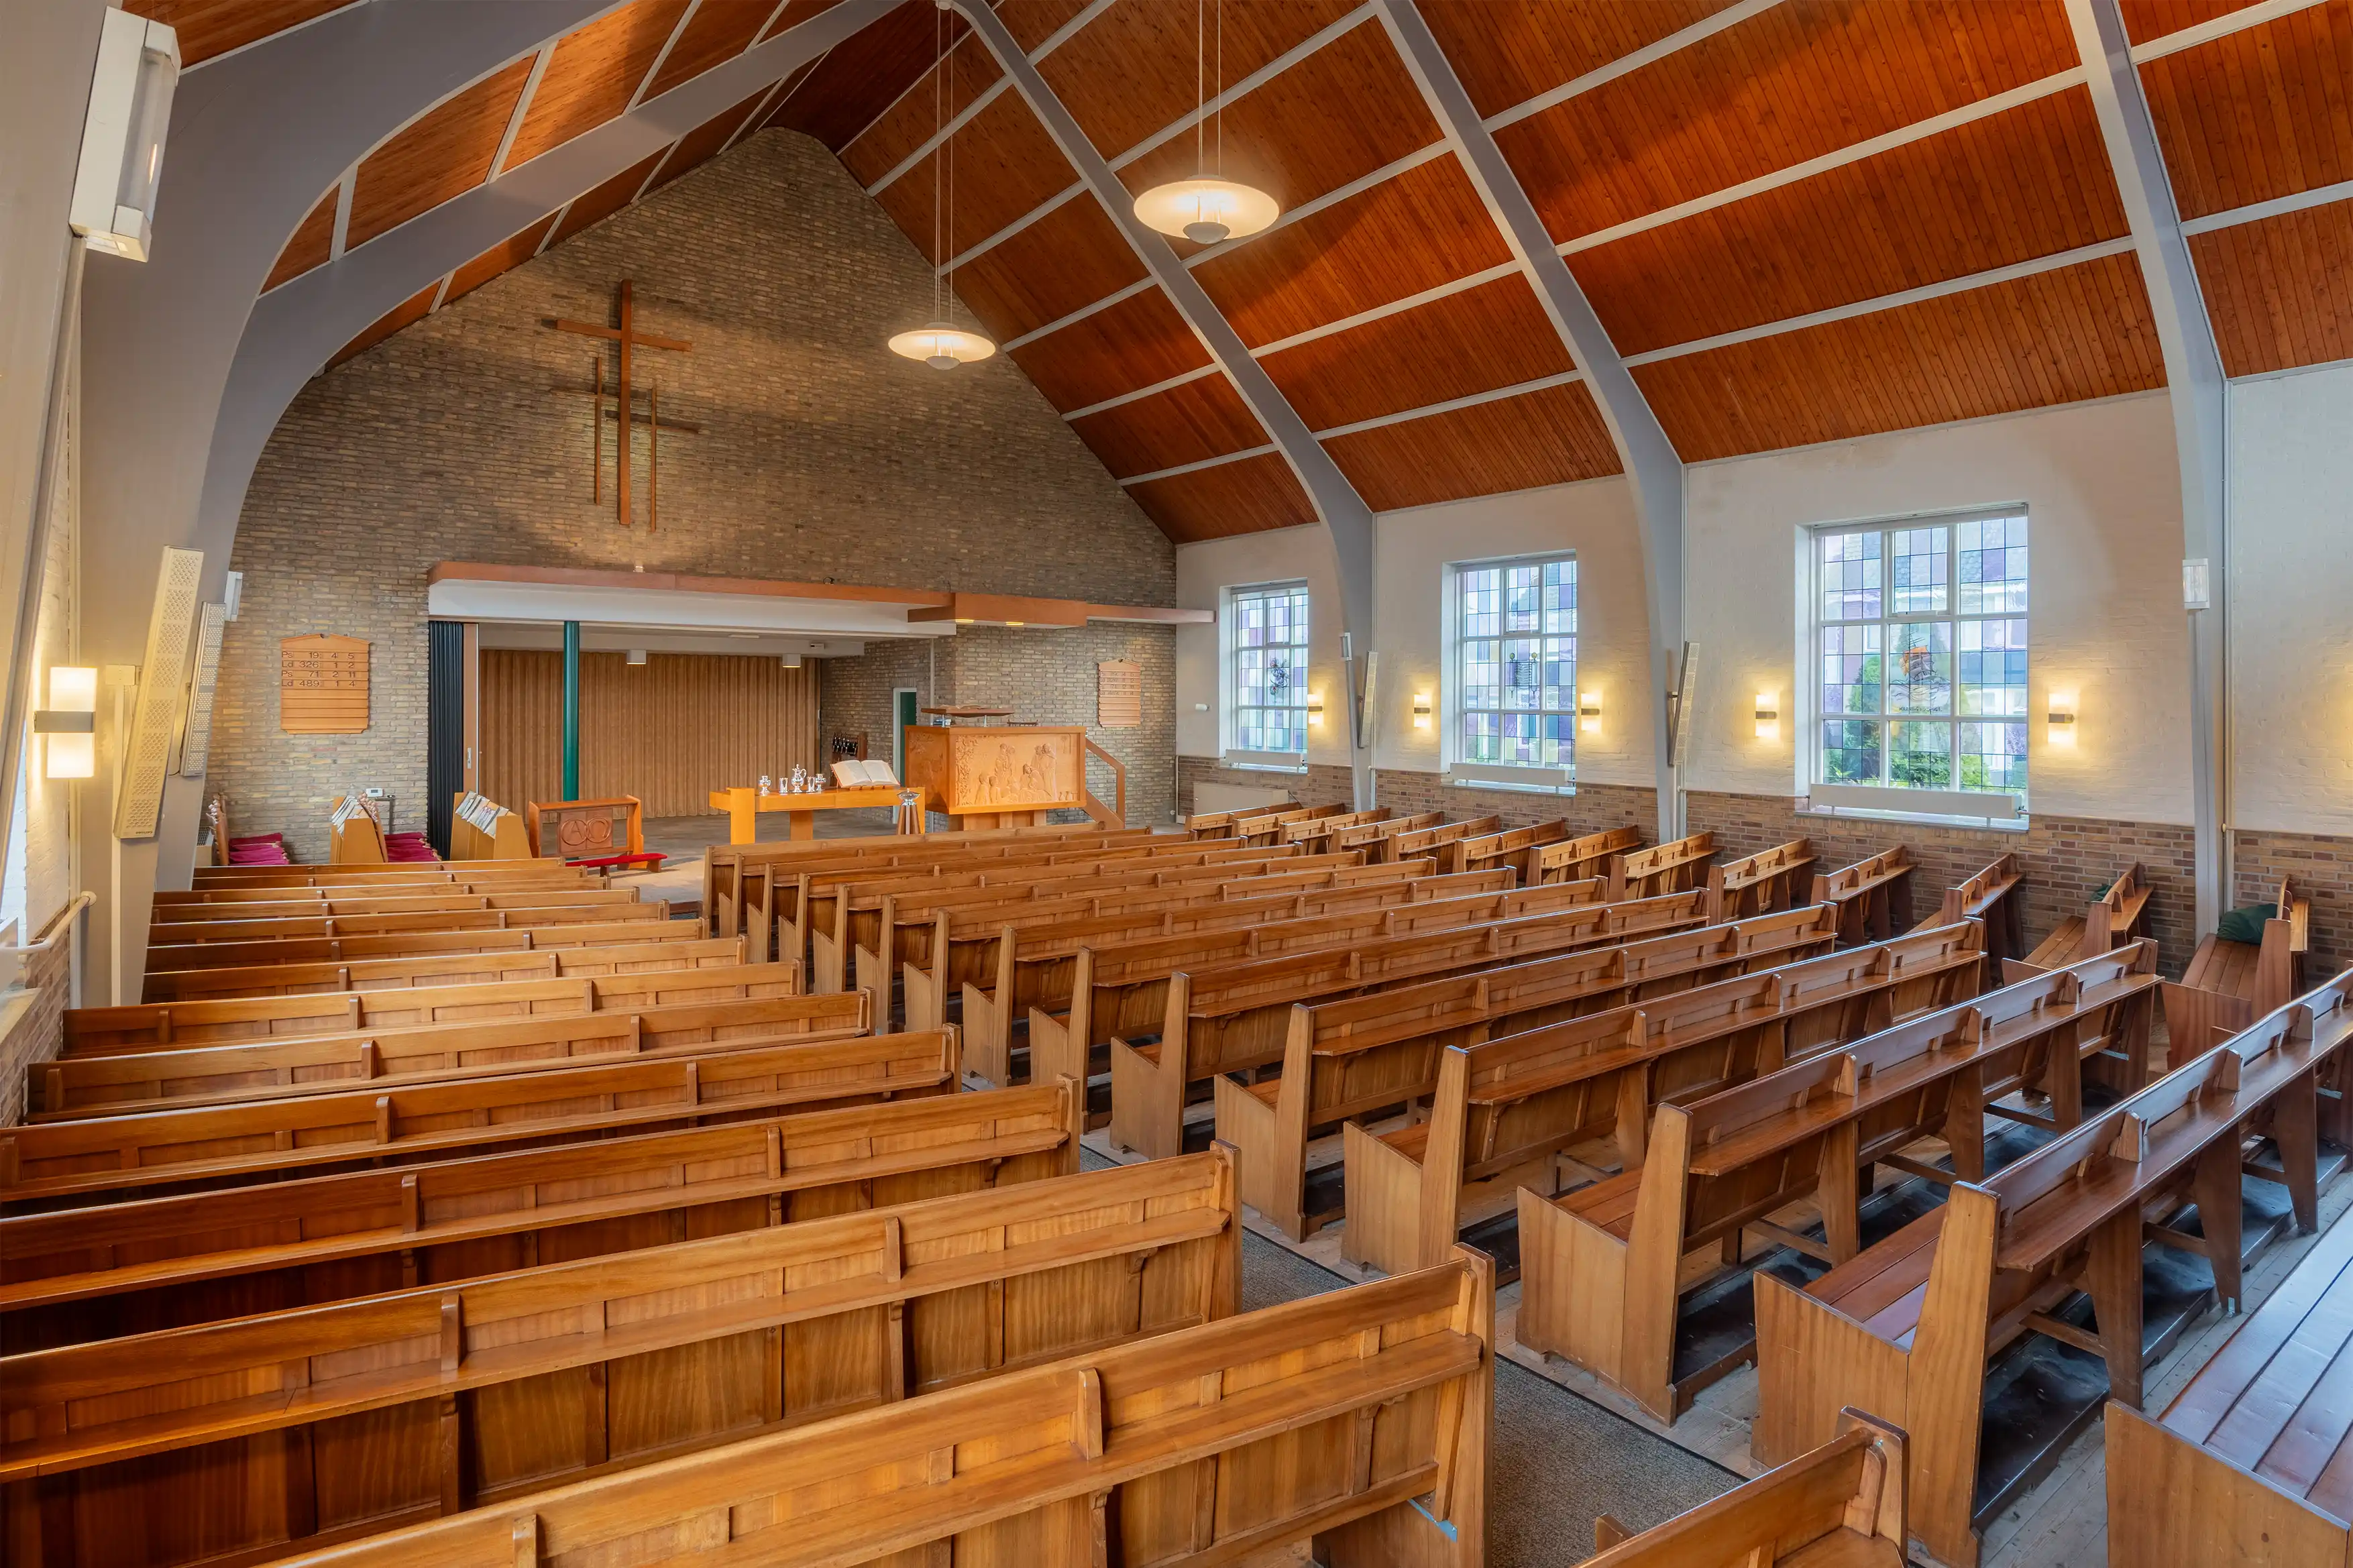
top-left (1321, 381), bottom-right (1622, 510)
top-left (1041, 0), bottom-right (1361, 161)
top-left (1632, 251), bottom-right (2167, 461)
top-left (507, 0), bottom-right (697, 170)
top-left (347, 58), bottom-right (537, 250)
top-left (646, 0), bottom-right (782, 99)
top-left (1195, 155), bottom-right (1513, 349)
top-left (770, 1), bottom-right (941, 148)
top-left (124, 0), bottom-right (350, 66)
top-left (950, 197), bottom-right (1148, 345)
top-left (1419, 0), bottom-right (1739, 119)
top-left (2118, 0), bottom-right (2267, 44)
top-left (1495, 0), bottom-right (2081, 245)
top-left (1126, 453), bottom-right (1317, 543)
top-left (444, 213), bottom-right (561, 306)
top-left (873, 90), bottom-right (1076, 264)
top-left (2193, 194), bottom-right (2353, 376)
top-left (645, 89), bottom-right (772, 195)
top-left (480, 651), bottom-right (820, 820)
top-left (1262, 272), bottom-right (1574, 431)
top-left (548, 150), bottom-right (668, 247)
top-left (1114, 23), bottom-right (1439, 222)
top-left (1570, 89), bottom-right (2128, 357)
top-left (329, 282), bottom-right (438, 369)
top-left (2138, 1), bottom-right (2353, 220)
top-left (1008, 287), bottom-right (1210, 410)
top-left (840, 26), bottom-right (1000, 189)
top-left (264, 186), bottom-right (339, 293)
top-left (1069, 372), bottom-right (1267, 479)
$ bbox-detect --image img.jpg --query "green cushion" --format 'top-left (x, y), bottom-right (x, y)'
top-left (2218, 903), bottom-right (2277, 945)
top-left (2090, 879), bottom-right (2114, 901)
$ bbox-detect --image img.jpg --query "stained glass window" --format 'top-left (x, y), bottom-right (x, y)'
top-left (1454, 555), bottom-right (1576, 771)
top-left (1228, 582), bottom-right (1309, 758)
top-left (1812, 515), bottom-right (2028, 799)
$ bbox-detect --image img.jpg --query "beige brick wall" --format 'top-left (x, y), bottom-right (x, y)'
top-left (2235, 830), bottom-right (2353, 977)
top-left (0, 938), bottom-right (70, 1127)
top-left (213, 129), bottom-right (1172, 854)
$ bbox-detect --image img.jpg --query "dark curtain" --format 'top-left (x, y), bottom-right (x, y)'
top-left (426, 619), bottom-right (464, 856)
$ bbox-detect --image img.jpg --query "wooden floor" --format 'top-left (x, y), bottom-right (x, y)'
top-left (1079, 1094), bottom-right (2353, 1568)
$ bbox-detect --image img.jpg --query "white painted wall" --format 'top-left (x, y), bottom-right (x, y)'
top-left (2229, 360), bottom-right (2353, 834)
top-left (1682, 392), bottom-right (2195, 826)
top-left (1175, 475), bottom-right (1655, 788)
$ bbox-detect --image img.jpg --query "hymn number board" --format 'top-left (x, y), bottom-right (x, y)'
top-left (281, 634), bottom-right (370, 734)
top-left (1097, 661), bottom-right (1141, 728)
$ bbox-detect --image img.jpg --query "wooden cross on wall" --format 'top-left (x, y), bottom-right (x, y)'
top-left (544, 280), bottom-right (699, 530)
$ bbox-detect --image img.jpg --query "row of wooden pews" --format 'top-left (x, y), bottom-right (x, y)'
top-left (0, 826), bottom-right (1498, 1568)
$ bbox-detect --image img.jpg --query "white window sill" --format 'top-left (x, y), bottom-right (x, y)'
top-left (1444, 774), bottom-right (1577, 797)
top-left (1219, 758), bottom-right (1309, 775)
top-left (1795, 800), bottom-right (2029, 834)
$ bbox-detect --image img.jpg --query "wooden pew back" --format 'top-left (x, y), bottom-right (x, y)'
top-left (1705, 838), bottom-right (1816, 923)
top-left (1535, 824), bottom-right (1647, 885)
top-left (1810, 845), bottom-right (1918, 944)
top-left (1607, 830), bottom-right (1716, 901)
top-left (141, 934), bottom-right (749, 1003)
top-left (1586, 1411), bottom-right (1909, 1567)
top-left (144, 915), bottom-right (698, 974)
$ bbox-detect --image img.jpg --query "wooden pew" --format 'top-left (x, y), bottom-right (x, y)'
top-left (0, 1077), bottom-right (1087, 1351)
top-left (1533, 823), bottom-right (1645, 886)
top-left (0, 1027), bottom-right (960, 1207)
top-left (1513, 943), bottom-right (2152, 1420)
top-left (1218, 904), bottom-right (1847, 1241)
top-left (2163, 873), bottom-right (2311, 1064)
top-left (32, 989), bottom-right (867, 1119)
top-left (1812, 845), bottom-right (1917, 945)
top-left (191, 859), bottom-right (605, 887)
top-left (1916, 852), bottom-right (2026, 967)
top-left (252, 1249), bottom-right (1490, 1568)
top-left (1705, 838), bottom-right (1815, 922)
top-left (1346, 919), bottom-right (1988, 1286)
top-left (144, 897), bottom-right (666, 948)
top-left (1606, 830), bottom-right (1716, 900)
top-left (158, 871), bottom-right (603, 905)
top-left (1096, 889), bottom-right (1717, 1160)
top-left (0, 1156), bottom-right (1241, 1567)
top-left (1584, 1409), bottom-right (1910, 1567)
top-left (1389, 812), bottom-right (1500, 868)
top-left (1183, 799), bottom-right (1338, 839)
top-left (1278, 805), bottom-right (1392, 848)
top-left (2020, 860), bottom-right (2151, 973)
top-left (1329, 807), bottom-right (1443, 858)
top-left (1451, 816), bottom-right (1570, 882)
top-left (144, 915), bottom-right (698, 975)
top-left (2103, 1209), bottom-right (2353, 1568)
top-left (149, 887), bottom-right (639, 926)
top-left (142, 933), bottom-right (749, 1003)
top-left (69, 958), bottom-right (802, 1054)
top-left (1755, 975), bottom-right (2353, 1568)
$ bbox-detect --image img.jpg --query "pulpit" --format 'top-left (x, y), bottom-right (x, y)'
top-left (901, 723), bottom-right (1099, 830)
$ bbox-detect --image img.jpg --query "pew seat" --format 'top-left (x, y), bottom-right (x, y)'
top-left (2162, 874), bottom-right (2311, 1066)
top-left (2022, 862), bottom-right (2150, 973)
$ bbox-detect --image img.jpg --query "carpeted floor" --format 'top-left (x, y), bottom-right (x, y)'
top-left (1234, 1228), bottom-right (1733, 1567)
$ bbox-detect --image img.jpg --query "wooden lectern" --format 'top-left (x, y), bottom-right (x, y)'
top-left (901, 723), bottom-right (1090, 830)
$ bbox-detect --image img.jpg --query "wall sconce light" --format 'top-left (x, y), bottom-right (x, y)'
top-left (781, 654), bottom-right (803, 669)
top-left (625, 649), bottom-right (648, 666)
top-left (1578, 689), bottom-right (1602, 735)
top-left (1307, 691), bottom-right (1326, 727)
top-left (36, 666), bottom-right (97, 779)
top-left (1754, 691), bottom-right (1780, 742)
top-left (1412, 692), bottom-right (1432, 730)
top-left (2047, 692), bottom-right (2077, 746)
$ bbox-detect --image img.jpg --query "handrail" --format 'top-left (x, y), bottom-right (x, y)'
top-left (1082, 737), bottom-right (1127, 828)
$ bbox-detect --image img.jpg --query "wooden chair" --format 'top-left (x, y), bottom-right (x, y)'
top-left (1606, 830), bottom-right (1716, 901)
top-left (1514, 942), bottom-right (2152, 1421)
top-left (2103, 1207), bottom-right (2353, 1568)
top-left (142, 934), bottom-right (750, 1004)
top-left (1810, 846), bottom-right (1917, 945)
top-left (32, 989), bottom-right (869, 1119)
top-left (0, 1027), bottom-right (959, 1207)
top-left (0, 1076), bottom-right (1089, 1353)
top-left (2019, 861), bottom-right (2151, 974)
top-left (1352, 920), bottom-right (1989, 1287)
top-left (243, 1249), bottom-right (1491, 1568)
top-left (1533, 823), bottom-right (1646, 885)
top-left (1916, 852), bottom-right (2026, 966)
top-left (1219, 903), bottom-right (1845, 1241)
top-left (1704, 838), bottom-right (1815, 922)
top-left (0, 1156), bottom-right (1241, 1567)
top-left (2163, 873), bottom-right (2311, 1064)
top-left (1585, 1408), bottom-right (1910, 1567)
top-left (1755, 974), bottom-right (2353, 1568)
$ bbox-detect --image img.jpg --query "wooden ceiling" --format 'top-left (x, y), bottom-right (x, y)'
top-left (192, 0), bottom-right (2353, 541)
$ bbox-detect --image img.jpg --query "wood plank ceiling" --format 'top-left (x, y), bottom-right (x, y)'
top-left (175, 0), bottom-right (2353, 539)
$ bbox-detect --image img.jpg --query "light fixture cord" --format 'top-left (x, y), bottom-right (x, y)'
top-left (931, 4), bottom-right (944, 321)
top-left (1216, 0), bottom-right (1223, 179)
top-left (1194, 0), bottom-right (1204, 176)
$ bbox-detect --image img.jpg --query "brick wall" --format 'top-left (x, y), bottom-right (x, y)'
top-left (2235, 830), bottom-right (2353, 976)
top-left (0, 937), bottom-right (70, 1127)
top-left (214, 128), bottom-right (1172, 852)
top-left (1177, 758), bottom-right (1357, 818)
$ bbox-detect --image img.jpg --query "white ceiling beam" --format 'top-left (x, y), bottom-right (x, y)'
top-left (1117, 443), bottom-right (1279, 486)
top-left (1060, 363), bottom-right (1221, 422)
top-left (1378, 0), bottom-right (1686, 842)
top-left (2128, 0), bottom-right (2324, 63)
top-left (863, 0), bottom-right (1118, 194)
top-left (630, 0), bottom-right (701, 111)
top-left (490, 39), bottom-right (559, 177)
top-left (952, 0), bottom-right (1382, 807)
top-left (1483, 0), bottom-right (1780, 132)
top-left (2180, 173), bottom-right (2353, 237)
top-left (2067, 0), bottom-right (2232, 934)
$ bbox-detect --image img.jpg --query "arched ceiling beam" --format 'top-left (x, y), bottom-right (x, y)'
top-left (950, 0), bottom-right (1381, 807)
top-left (1374, 0), bottom-right (1686, 842)
top-left (2065, 0), bottom-right (2230, 934)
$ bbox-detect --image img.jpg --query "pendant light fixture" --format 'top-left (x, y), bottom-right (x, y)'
top-left (890, 1), bottom-right (995, 369)
top-left (1134, 0), bottom-right (1278, 243)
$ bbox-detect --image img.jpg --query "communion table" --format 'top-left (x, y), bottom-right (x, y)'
top-left (707, 783), bottom-right (919, 844)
